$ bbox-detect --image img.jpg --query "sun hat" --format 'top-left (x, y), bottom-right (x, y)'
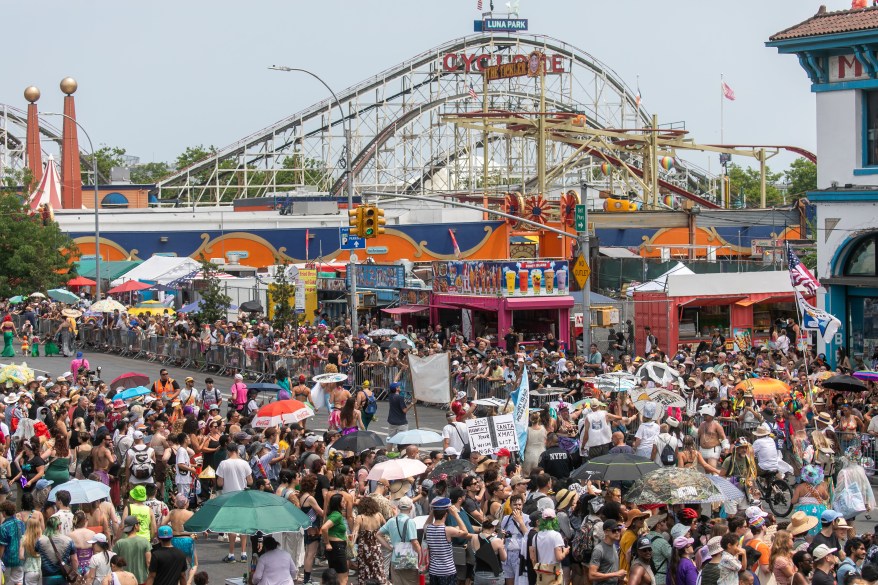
top-left (670, 523), bottom-right (690, 540)
top-left (431, 497), bottom-right (451, 510)
top-left (647, 513), bottom-right (668, 529)
top-left (706, 536), bottom-right (723, 557)
top-left (812, 544), bottom-right (838, 561)
top-left (555, 489), bottom-right (577, 510)
top-left (87, 533), bottom-right (108, 544)
top-left (788, 511), bottom-right (819, 535)
top-left (390, 480), bottom-right (412, 499)
top-left (510, 475), bottom-right (528, 487)
top-left (674, 536), bottom-right (695, 549)
top-left (157, 525), bottom-right (173, 539)
top-left (749, 516), bottom-right (766, 529)
top-left (752, 425), bottom-right (771, 438)
top-left (542, 508), bottom-right (556, 519)
top-left (816, 412), bottom-right (834, 426)
top-left (625, 509), bottom-right (649, 523)
top-left (129, 485), bottom-right (147, 502)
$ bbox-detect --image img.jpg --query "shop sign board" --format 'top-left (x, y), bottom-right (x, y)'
top-left (317, 277), bottom-right (347, 292)
top-left (466, 414), bottom-right (519, 455)
top-left (481, 18), bottom-right (528, 32)
top-left (432, 260), bottom-right (569, 297)
top-left (399, 288), bottom-right (431, 306)
top-left (346, 264), bottom-right (405, 289)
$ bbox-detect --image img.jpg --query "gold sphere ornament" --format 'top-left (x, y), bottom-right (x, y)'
top-left (23, 86), bottom-right (40, 103)
top-left (59, 77), bottom-right (78, 95)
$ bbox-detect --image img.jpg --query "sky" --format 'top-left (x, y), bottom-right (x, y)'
top-left (1, 0), bottom-right (838, 174)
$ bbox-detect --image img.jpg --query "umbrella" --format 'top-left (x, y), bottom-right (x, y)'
top-left (389, 334), bottom-right (416, 350)
top-left (8, 296), bottom-right (24, 305)
top-left (636, 361), bottom-right (683, 386)
top-left (108, 280), bottom-right (152, 294)
top-left (246, 382), bottom-right (285, 393)
top-left (734, 378), bottom-right (791, 400)
top-left (150, 283), bottom-right (177, 292)
top-left (591, 376), bottom-right (636, 393)
top-left (184, 490), bottom-right (311, 535)
top-left (0, 363), bottom-right (34, 385)
top-left (179, 299), bottom-right (238, 313)
top-left (570, 453), bottom-right (659, 482)
top-left (821, 374), bottom-right (868, 393)
top-left (387, 429), bottom-right (444, 445)
top-left (67, 276), bottom-right (96, 287)
top-left (29, 292), bottom-right (45, 298)
top-left (329, 430), bottom-right (384, 453)
top-left (430, 459), bottom-right (474, 480)
top-left (706, 474), bottom-right (746, 502)
top-left (48, 289), bottom-right (79, 304)
top-left (128, 301), bottom-right (175, 317)
top-left (89, 299), bottom-right (126, 313)
top-left (239, 300), bottom-right (264, 313)
top-left (628, 387), bottom-right (685, 415)
top-left (368, 328), bottom-right (397, 337)
top-left (313, 373), bottom-right (347, 384)
top-left (110, 372), bottom-right (150, 390)
top-left (252, 400), bottom-right (314, 428)
top-left (61, 308), bottom-right (82, 318)
top-left (853, 371), bottom-right (878, 382)
top-left (625, 467), bottom-right (723, 505)
top-left (114, 386), bottom-right (151, 401)
top-left (367, 458), bottom-right (427, 481)
top-left (47, 479), bottom-right (110, 504)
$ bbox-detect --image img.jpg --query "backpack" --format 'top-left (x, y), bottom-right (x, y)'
top-left (570, 518), bottom-right (596, 564)
top-left (660, 437), bottom-right (678, 467)
top-left (80, 451), bottom-right (94, 477)
top-left (522, 493), bottom-right (547, 516)
top-left (129, 445), bottom-right (154, 480)
top-left (361, 390), bottom-right (378, 416)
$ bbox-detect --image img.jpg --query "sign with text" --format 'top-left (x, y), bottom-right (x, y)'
top-left (346, 264), bottom-right (405, 289)
top-left (466, 414), bottom-right (519, 455)
top-left (483, 18), bottom-right (528, 32)
top-left (829, 55), bottom-right (868, 83)
top-left (484, 60), bottom-right (528, 82)
top-left (339, 227), bottom-right (365, 251)
top-left (442, 52), bottom-right (565, 74)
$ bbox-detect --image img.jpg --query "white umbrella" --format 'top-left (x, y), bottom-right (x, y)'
top-left (636, 361), bottom-right (683, 386)
top-left (89, 299), bottom-right (126, 313)
top-left (368, 328), bottom-right (397, 337)
top-left (48, 479), bottom-right (111, 504)
top-left (366, 458), bottom-right (427, 481)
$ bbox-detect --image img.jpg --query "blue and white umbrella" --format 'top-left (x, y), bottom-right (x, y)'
top-left (48, 288), bottom-right (79, 304)
top-left (707, 474), bottom-right (746, 502)
top-left (48, 479), bottom-right (111, 504)
top-left (115, 385), bottom-right (151, 401)
top-left (387, 429), bottom-right (444, 445)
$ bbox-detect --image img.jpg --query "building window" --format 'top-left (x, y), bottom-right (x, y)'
top-left (867, 92), bottom-right (878, 166)
top-left (844, 234), bottom-right (877, 276)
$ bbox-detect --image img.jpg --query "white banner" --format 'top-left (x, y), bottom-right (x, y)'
top-left (409, 353), bottom-right (450, 404)
top-left (466, 414), bottom-right (519, 455)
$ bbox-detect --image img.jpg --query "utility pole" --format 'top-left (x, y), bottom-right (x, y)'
top-left (346, 128), bottom-right (359, 339)
top-left (579, 216), bottom-right (591, 356)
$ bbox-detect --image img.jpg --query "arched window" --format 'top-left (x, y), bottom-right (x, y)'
top-left (101, 192), bottom-right (129, 208)
top-left (843, 234), bottom-right (877, 276)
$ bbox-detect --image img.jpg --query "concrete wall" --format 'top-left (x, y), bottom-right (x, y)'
top-left (816, 90), bottom-right (862, 189)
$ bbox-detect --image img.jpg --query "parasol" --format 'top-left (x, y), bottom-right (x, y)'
top-left (29, 292), bottom-right (45, 298)
top-left (853, 371), bottom-right (878, 383)
top-left (89, 299), bottom-right (126, 313)
top-left (570, 453), bottom-right (659, 482)
top-left (109, 372), bottom-right (150, 391)
top-left (733, 378), bottom-right (791, 400)
top-left (0, 363), bottom-right (34, 385)
top-left (7, 296), bottom-right (24, 305)
top-left (313, 373), bottom-right (347, 384)
top-left (48, 289), bottom-right (79, 304)
top-left (114, 386), bottom-right (151, 401)
top-left (184, 490), bottom-right (311, 535)
top-left (367, 328), bottom-right (397, 337)
top-left (251, 399), bottom-right (314, 428)
top-left (706, 474), bottom-right (746, 502)
top-left (636, 361), bottom-right (683, 386)
top-left (430, 459), bottom-right (474, 480)
top-left (48, 479), bottom-right (111, 504)
top-left (626, 467), bottom-right (723, 505)
top-left (329, 430), bottom-right (384, 453)
top-left (387, 429), bottom-right (444, 445)
top-left (239, 300), bottom-right (264, 313)
top-left (67, 276), bottom-right (96, 287)
top-left (591, 376), bottom-right (636, 393)
top-left (821, 374), bottom-right (867, 393)
top-left (388, 334), bottom-right (416, 350)
top-left (61, 308), bottom-right (82, 318)
top-left (366, 458), bottom-right (427, 481)
top-left (108, 280), bottom-right (152, 294)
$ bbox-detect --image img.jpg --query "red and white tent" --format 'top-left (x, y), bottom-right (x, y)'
top-left (28, 155), bottom-right (63, 211)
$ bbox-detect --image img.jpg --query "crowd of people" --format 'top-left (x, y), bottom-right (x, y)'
top-left (0, 296), bottom-right (877, 585)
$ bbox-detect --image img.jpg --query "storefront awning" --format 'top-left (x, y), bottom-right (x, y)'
top-left (735, 293), bottom-right (796, 307)
top-left (432, 294), bottom-right (503, 312)
top-left (678, 295), bottom-right (747, 307)
top-left (382, 305), bottom-right (429, 315)
top-left (505, 295), bottom-right (575, 309)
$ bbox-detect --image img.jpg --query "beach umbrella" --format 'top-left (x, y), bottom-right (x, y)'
top-left (821, 374), bottom-right (868, 393)
top-left (67, 276), bottom-right (96, 287)
top-left (367, 458), bottom-right (427, 481)
top-left (184, 490), bottom-right (310, 535)
top-left (108, 280), bottom-right (152, 294)
top-left (114, 386), bottom-right (151, 401)
top-left (0, 363), bottom-right (34, 385)
top-left (734, 378), bottom-right (791, 400)
top-left (626, 467), bottom-right (722, 505)
top-left (109, 372), bottom-right (150, 391)
top-left (128, 300), bottom-right (175, 317)
top-left (89, 299), bottom-right (126, 313)
top-left (61, 308), bottom-right (82, 319)
top-left (389, 334), bottom-right (416, 350)
top-left (239, 300), bottom-right (263, 313)
top-left (853, 371), bottom-right (878, 383)
top-left (329, 430), bottom-right (384, 453)
top-left (430, 459), bottom-right (474, 480)
top-left (29, 292), bottom-right (45, 298)
top-left (8, 296), bottom-right (24, 305)
top-left (706, 474), bottom-right (746, 502)
top-left (636, 361), bottom-right (683, 386)
top-left (387, 429), bottom-right (444, 445)
top-left (367, 328), bottom-right (397, 337)
top-left (48, 479), bottom-right (110, 504)
top-left (251, 399), bottom-right (314, 428)
top-left (571, 453), bottom-right (659, 482)
top-left (48, 289), bottom-right (79, 304)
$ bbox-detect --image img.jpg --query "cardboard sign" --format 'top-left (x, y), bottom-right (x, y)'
top-left (466, 414), bottom-right (519, 455)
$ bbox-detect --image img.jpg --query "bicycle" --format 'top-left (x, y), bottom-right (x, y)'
top-left (745, 471), bottom-right (794, 517)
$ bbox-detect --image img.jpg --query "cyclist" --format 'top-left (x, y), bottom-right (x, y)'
top-left (751, 425), bottom-right (794, 478)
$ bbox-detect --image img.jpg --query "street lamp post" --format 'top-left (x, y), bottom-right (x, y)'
top-left (44, 111), bottom-right (101, 300)
top-left (269, 66), bottom-right (358, 338)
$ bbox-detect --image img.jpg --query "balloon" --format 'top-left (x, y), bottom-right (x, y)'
top-left (600, 163), bottom-right (611, 176)
top-left (660, 157), bottom-right (675, 171)
top-left (663, 194), bottom-right (675, 208)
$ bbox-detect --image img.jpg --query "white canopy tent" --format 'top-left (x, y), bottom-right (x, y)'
top-left (110, 256), bottom-right (201, 287)
top-left (626, 262), bottom-right (695, 297)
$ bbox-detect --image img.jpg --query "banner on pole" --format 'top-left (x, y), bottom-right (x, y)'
top-left (466, 414), bottom-right (520, 455)
top-left (409, 353), bottom-right (451, 404)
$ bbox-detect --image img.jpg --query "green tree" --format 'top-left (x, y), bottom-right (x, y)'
top-left (83, 145), bottom-right (128, 184)
top-left (175, 145), bottom-right (217, 171)
top-left (784, 158), bottom-right (817, 198)
top-left (130, 161), bottom-right (171, 184)
top-left (269, 262), bottom-right (298, 330)
top-left (726, 163), bottom-right (784, 207)
top-left (0, 173), bottom-right (78, 296)
top-left (193, 255), bottom-right (232, 325)
top-left (275, 154), bottom-right (332, 190)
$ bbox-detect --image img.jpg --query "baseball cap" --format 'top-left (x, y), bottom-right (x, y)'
top-left (397, 496), bottom-right (413, 510)
top-left (444, 447), bottom-right (460, 456)
top-left (637, 536), bottom-right (653, 550)
top-left (496, 448), bottom-right (511, 458)
top-left (133, 430), bottom-right (144, 440)
top-left (157, 525), bottom-right (173, 539)
top-left (812, 544), bottom-right (838, 561)
top-left (745, 506), bottom-right (768, 522)
top-left (673, 536), bottom-right (694, 550)
top-left (603, 519), bottom-right (622, 532)
top-left (303, 435), bottom-right (318, 447)
top-left (821, 510), bottom-right (843, 524)
top-left (122, 516), bottom-right (139, 533)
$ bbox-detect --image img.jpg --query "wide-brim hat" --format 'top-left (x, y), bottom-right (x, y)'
top-left (816, 412), bottom-right (834, 425)
top-left (752, 425), bottom-right (771, 437)
top-left (788, 511), bottom-right (819, 535)
top-left (389, 480), bottom-right (411, 499)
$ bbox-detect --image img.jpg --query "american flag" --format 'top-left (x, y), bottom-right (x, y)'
top-left (468, 84), bottom-right (478, 101)
top-left (477, 0), bottom-right (482, 10)
top-left (722, 81), bottom-right (736, 101)
top-left (787, 245), bottom-right (819, 294)
top-left (449, 228), bottom-right (461, 259)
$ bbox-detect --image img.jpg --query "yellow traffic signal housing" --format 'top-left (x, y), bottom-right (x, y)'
top-left (348, 207), bottom-right (363, 237)
top-left (362, 205), bottom-right (377, 239)
top-left (375, 207), bottom-right (386, 236)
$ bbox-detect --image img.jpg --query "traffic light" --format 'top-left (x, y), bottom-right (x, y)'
top-left (375, 207), bottom-right (386, 236)
top-left (348, 206), bottom-right (363, 237)
top-left (362, 205), bottom-right (383, 239)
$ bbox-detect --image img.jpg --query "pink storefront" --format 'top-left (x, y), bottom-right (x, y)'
top-left (430, 260), bottom-right (573, 348)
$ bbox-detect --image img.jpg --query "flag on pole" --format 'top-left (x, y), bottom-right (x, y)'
top-left (635, 79), bottom-right (642, 107)
top-left (510, 366), bottom-right (530, 459)
top-left (722, 81), bottom-right (736, 101)
top-left (796, 291), bottom-right (842, 343)
top-left (787, 245), bottom-right (820, 294)
top-left (468, 84), bottom-right (479, 101)
top-left (477, 0), bottom-right (482, 10)
top-left (305, 228), bottom-right (310, 261)
top-left (448, 228), bottom-right (462, 259)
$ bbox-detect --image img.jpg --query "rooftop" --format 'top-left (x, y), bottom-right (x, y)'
top-left (770, 4), bottom-right (878, 41)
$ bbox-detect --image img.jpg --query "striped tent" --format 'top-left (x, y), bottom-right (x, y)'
top-left (28, 155), bottom-right (63, 211)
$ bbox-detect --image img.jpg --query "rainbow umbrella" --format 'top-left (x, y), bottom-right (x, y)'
top-left (853, 371), bottom-right (878, 382)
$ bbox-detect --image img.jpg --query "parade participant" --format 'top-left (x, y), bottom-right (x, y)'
top-left (696, 405), bottom-right (727, 468)
top-left (321, 494), bottom-right (350, 585)
top-left (590, 519), bottom-right (626, 585)
top-left (144, 525), bottom-right (188, 585)
top-left (425, 497), bottom-right (469, 585)
top-left (230, 374), bottom-right (248, 415)
top-left (152, 370), bottom-right (180, 402)
top-left (216, 442), bottom-right (252, 563)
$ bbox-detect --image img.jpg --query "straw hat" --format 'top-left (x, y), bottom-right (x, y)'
top-left (752, 425), bottom-right (772, 438)
top-left (816, 412), bottom-right (834, 426)
top-left (554, 488), bottom-right (577, 510)
top-left (390, 480), bottom-right (412, 499)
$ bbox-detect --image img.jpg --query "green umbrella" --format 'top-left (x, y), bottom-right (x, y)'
top-left (183, 490), bottom-right (311, 535)
top-left (7, 296), bottom-right (23, 305)
top-left (48, 288), bottom-right (79, 304)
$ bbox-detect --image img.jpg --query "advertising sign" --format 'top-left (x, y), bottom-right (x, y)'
top-left (432, 260), bottom-right (569, 297)
top-left (482, 18), bottom-right (528, 32)
top-left (733, 328), bottom-right (753, 352)
top-left (346, 264), bottom-right (405, 289)
top-left (399, 288), bottom-right (431, 306)
top-left (432, 261), bottom-right (503, 295)
top-left (466, 414), bottom-right (520, 456)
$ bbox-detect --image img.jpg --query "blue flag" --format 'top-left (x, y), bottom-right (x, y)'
top-left (512, 367), bottom-right (530, 459)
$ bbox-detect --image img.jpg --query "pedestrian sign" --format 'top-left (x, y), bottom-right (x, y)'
top-left (339, 227), bottom-right (365, 250)
top-left (574, 204), bottom-right (587, 232)
top-left (573, 255), bottom-right (590, 288)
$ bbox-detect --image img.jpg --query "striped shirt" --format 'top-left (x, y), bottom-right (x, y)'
top-left (425, 523), bottom-right (456, 577)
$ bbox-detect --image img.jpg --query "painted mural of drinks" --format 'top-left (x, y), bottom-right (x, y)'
top-left (532, 269), bottom-right (542, 294)
top-left (505, 269), bottom-right (516, 295)
top-left (499, 261), bottom-right (569, 296)
top-left (556, 266), bottom-right (567, 293)
top-left (544, 267), bottom-right (555, 293)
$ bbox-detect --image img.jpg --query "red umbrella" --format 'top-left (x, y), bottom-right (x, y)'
top-left (68, 276), bottom-right (97, 287)
top-left (251, 400), bottom-right (314, 428)
top-left (109, 372), bottom-right (151, 391)
top-left (108, 280), bottom-right (152, 294)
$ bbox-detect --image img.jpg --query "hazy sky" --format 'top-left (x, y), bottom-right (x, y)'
top-left (2, 0), bottom-right (834, 173)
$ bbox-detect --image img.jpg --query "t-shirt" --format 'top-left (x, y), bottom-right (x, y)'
top-left (149, 546), bottom-right (188, 585)
top-left (534, 530), bottom-right (565, 564)
top-left (812, 568), bottom-right (834, 585)
top-left (387, 393), bottom-right (407, 426)
top-left (719, 551), bottom-right (742, 585)
top-left (808, 532), bottom-right (841, 556)
top-left (635, 422), bottom-right (660, 459)
top-left (746, 538), bottom-right (770, 571)
top-left (443, 422), bottom-right (469, 452)
top-left (590, 541), bottom-right (620, 585)
top-left (752, 437), bottom-right (780, 472)
top-left (216, 458), bottom-right (252, 493)
top-left (619, 530), bottom-right (637, 572)
top-left (539, 447), bottom-right (572, 479)
top-left (0, 517), bottom-right (23, 568)
top-left (174, 447), bottom-right (190, 486)
top-left (51, 509), bottom-right (75, 536)
top-left (700, 562), bottom-right (721, 585)
top-left (113, 536), bottom-right (151, 584)
top-left (327, 511), bottom-right (347, 540)
top-left (584, 411), bottom-right (612, 447)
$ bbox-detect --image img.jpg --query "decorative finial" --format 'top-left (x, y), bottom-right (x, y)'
top-left (23, 86), bottom-right (40, 103)
top-left (59, 77), bottom-right (78, 95)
